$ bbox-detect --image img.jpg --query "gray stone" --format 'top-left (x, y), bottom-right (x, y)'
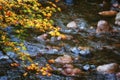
top-left (83, 64), bottom-right (90, 71)
top-left (0, 76), bottom-right (8, 80)
top-left (115, 12), bottom-right (120, 26)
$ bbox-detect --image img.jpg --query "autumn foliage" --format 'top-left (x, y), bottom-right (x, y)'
top-left (0, 0), bottom-right (61, 77)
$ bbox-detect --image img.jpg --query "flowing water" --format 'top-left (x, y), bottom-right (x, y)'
top-left (0, 0), bottom-right (120, 80)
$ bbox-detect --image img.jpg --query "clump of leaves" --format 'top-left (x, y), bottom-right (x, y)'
top-left (0, 0), bottom-right (61, 77)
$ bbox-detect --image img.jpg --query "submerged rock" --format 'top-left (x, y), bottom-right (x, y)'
top-left (55, 55), bottom-right (73, 64)
top-left (61, 64), bottom-right (81, 76)
top-left (0, 76), bottom-right (8, 80)
top-left (98, 10), bottom-right (117, 16)
top-left (104, 73), bottom-right (117, 80)
top-left (97, 63), bottom-right (119, 74)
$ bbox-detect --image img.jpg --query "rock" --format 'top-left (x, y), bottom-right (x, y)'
top-left (63, 64), bottom-right (74, 69)
top-left (98, 10), bottom-right (117, 16)
top-left (83, 64), bottom-right (90, 71)
top-left (97, 63), bottom-right (119, 74)
top-left (75, 18), bottom-right (88, 30)
top-left (7, 52), bottom-right (17, 59)
top-left (71, 47), bottom-right (80, 55)
top-left (116, 72), bottom-right (120, 78)
top-left (55, 55), bottom-right (73, 64)
top-left (0, 56), bottom-right (9, 60)
top-left (96, 20), bottom-right (113, 34)
top-left (90, 65), bottom-right (96, 70)
top-left (67, 21), bottom-right (77, 28)
top-left (62, 68), bottom-right (81, 76)
top-left (115, 12), bottom-right (120, 26)
top-left (10, 35), bottom-right (20, 42)
top-left (104, 73), bottom-right (117, 80)
top-left (67, 18), bottom-right (88, 30)
top-left (0, 76), bottom-right (8, 80)
top-left (47, 49), bottom-right (58, 54)
top-left (57, 35), bottom-right (73, 40)
top-left (61, 64), bottom-right (81, 76)
top-left (36, 34), bottom-right (48, 42)
top-left (65, 0), bottom-right (74, 6)
top-left (79, 49), bottom-right (91, 57)
top-left (4, 26), bottom-right (13, 33)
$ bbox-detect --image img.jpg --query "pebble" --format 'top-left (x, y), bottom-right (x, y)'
top-left (71, 47), bottom-right (80, 55)
top-left (83, 64), bottom-right (90, 71)
top-left (79, 49), bottom-right (91, 57)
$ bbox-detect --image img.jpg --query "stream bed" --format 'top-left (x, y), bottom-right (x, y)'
top-left (0, 0), bottom-right (120, 80)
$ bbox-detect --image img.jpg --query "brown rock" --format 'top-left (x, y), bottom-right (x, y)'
top-left (116, 72), bottom-right (120, 78)
top-left (37, 34), bottom-right (48, 40)
top-left (98, 10), bottom-right (117, 16)
top-left (62, 67), bottom-right (81, 76)
top-left (96, 20), bottom-right (113, 34)
top-left (55, 55), bottom-right (73, 64)
top-left (63, 64), bottom-right (74, 69)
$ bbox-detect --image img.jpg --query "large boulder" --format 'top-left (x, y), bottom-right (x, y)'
top-left (97, 63), bottom-right (119, 74)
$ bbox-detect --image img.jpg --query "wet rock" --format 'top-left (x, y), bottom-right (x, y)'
top-left (39, 48), bottom-right (58, 54)
top-left (50, 36), bottom-right (57, 41)
top-left (10, 35), bottom-right (20, 42)
top-left (116, 72), bottom-right (120, 78)
top-left (79, 49), bottom-right (91, 57)
top-left (36, 34), bottom-right (48, 43)
top-left (67, 21), bottom-right (77, 28)
top-left (115, 12), bottom-right (120, 26)
top-left (46, 49), bottom-right (58, 54)
top-left (97, 63), bottom-right (119, 74)
top-left (71, 47), bottom-right (81, 55)
top-left (98, 10), bottom-right (117, 16)
top-left (55, 55), bottom-right (73, 64)
top-left (67, 18), bottom-right (89, 31)
top-left (90, 65), bottom-right (96, 70)
top-left (104, 73), bottom-right (117, 80)
top-left (7, 52), bottom-right (17, 59)
top-left (111, 0), bottom-right (120, 12)
top-left (4, 26), bottom-right (13, 33)
top-left (65, 0), bottom-right (74, 6)
top-left (96, 20), bottom-right (113, 34)
top-left (76, 18), bottom-right (88, 30)
top-left (61, 64), bottom-right (81, 76)
top-left (62, 68), bottom-right (81, 76)
top-left (83, 64), bottom-right (90, 71)
top-left (61, 29), bottom-right (73, 33)
top-left (0, 56), bottom-right (9, 60)
top-left (63, 64), bottom-right (74, 69)
top-left (24, 42), bottom-right (44, 56)
top-left (57, 35), bottom-right (73, 40)
top-left (0, 76), bottom-right (8, 80)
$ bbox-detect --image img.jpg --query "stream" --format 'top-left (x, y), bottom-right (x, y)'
top-left (0, 0), bottom-right (120, 80)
